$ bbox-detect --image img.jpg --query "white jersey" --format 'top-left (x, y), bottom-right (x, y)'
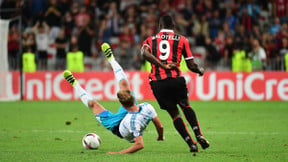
top-left (119, 102), bottom-right (157, 143)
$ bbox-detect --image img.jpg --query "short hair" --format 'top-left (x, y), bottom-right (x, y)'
top-left (159, 15), bottom-right (175, 29)
top-left (117, 90), bottom-right (135, 108)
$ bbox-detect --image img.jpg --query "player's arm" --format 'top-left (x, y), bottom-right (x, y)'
top-left (141, 45), bottom-right (176, 70)
top-left (182, 37), bottom-right (204, 76)
top-left (108, 136), bottom-right (144, 154)
top-left (186, 59), bottom-right (204, 76)
top-left (152, 116), bottom-right (165, 141)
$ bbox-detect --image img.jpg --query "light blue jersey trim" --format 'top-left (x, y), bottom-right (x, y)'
top-left (130, 114), bottom-right (137, 132)
top-left (128, 106), bottom-right (142, 114)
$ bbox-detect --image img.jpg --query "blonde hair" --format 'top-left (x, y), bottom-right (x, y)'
top-left (117, 90), bottom-right (134, 108)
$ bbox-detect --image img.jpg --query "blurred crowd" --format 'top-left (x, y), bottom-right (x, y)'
top-left (1, 0), bottom-right (288, 71)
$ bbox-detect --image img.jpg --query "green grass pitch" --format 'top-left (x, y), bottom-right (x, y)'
top-left (0, 101), bottom-right (287, 162)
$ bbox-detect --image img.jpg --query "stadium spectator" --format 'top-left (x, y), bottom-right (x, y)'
top-left (58, 0), bottom-right (70, 16)
top-left (62, 11), bottom-right (74, 39)
top-left (194, 0), bottom-right (206, 16)
top-left (75, 6), bottom-right (91, 29)
top-left (44, 0), bottom-right (62, 40)
top-left (74, 12), bottom-right (94, 70)
top-left (114, 38), bottom-right (135, 70)
top-left (8, 25), bottom-right (20, 70)
top-left (55, 29), bottom-right (67, 70)
top-left (22, 32), bottom-right (36, 53)
top-left (29, 0), bottom-right (47, 20)
top-left (251, 24), bottom-right (262, 41)
top-left (75, 23), bottom-right (94, 57)
top-left (240, 0), bottom-right (261, 22)
top-left (178, 0), bottom-right (194, 36)
top-left (32, 21), bottom-right (50, 71)
top-left (204, 37), bottom-right (221, 70)
top-left (276, 23), bottom-right (288, 48)
top-left (203, 0), bottom-right (214, 21)
top-left (214, 30), bottom-right (226, 55)
top-left (175, 12), bottom-right (189, 36)
top-left (251, 39), bottom-right (267, 71)
top-left (234, 25), bottom-right (249, 45)
top-left (223, 0), bottom-right (238, 13)
top-left (224, 36), bottom-right (235, 69)
top-left (269, 17), bottom-right (281, 35)
top-left (106, 1), bottom-right (120, 36)
top-left (209, 10), bottom-right (222, 39)
top-left (158, 0), bottom-right (171, 16)
top-left (119, 24), bottom-right (136, 46)
top-left (120, 0), bottom-right (137, 12)
top-left (70, 1), bottom-right (80, 17)
top-left (277, 37), bottom-right (288, 70)
top-left (194, 15), bottom-right (209, 46)
top-left (223, 22), bottom-right (233, 36)
top-left (240, 7), bottom-right (254, 33)
top-left (280, 38), bottom-right (288, 56)
top-left (224, 8), bottom-right (237, 32)
top-left (272, 0), bottom-right (288, 22)
top-left (262, 33), bottom-right (277, 62)
top-left (99, 16), bottom-right (112, 43)
top-left (142, 6), bottom-right (158, 34)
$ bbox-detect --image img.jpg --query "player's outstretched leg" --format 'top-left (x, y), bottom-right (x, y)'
top-left (101, 43), bottom-right (129, 90)
top-left (167, 109), bottom-right (199, 152)
top-left (181, 104), bottom-right (210, 149)
top-left (63, 70), bottom-right (106, 115)
top-left (63, 70), bottom-right (93, 109)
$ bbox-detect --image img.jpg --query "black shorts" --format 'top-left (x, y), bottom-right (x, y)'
top-left (150, 77), bottom-right (188, 110)
top-left (38, 51), bottom-right (48, 59)
top-left (111, 124), bottom-right (123, 138)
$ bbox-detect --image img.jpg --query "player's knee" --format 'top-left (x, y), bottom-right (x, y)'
top-left (88, 100), bottom-right (95, 108)
top-left (88, 100), bottom-right (101, 109)
top-left (119, 80), bottom-right (129, 90)
top-left (178, 99), bottom-right (189, 108)
top-left (167, 110), bottom-right (180, 119)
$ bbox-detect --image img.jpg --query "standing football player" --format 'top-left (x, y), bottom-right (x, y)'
top-left (63, 43), bottom-right (169, 154)
top-left (141, 15), bottom-right (210, 152)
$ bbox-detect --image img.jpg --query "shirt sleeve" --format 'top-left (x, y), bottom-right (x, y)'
top-left (141, 38), bottom-right (151, 55)
top-left (132, 130), bottom-right (143, 138)
top-left (182, 37), bottom-right (194, 60)
top-left (148, 104), bottom-right (157, 119)
top-left (259, 48), bottom-right (266, 60)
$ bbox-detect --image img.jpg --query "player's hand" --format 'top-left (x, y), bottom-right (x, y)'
top-left (198, 67), bottom-right (204, 76)
top-left (165, 63), bottom-right (177, 70)
top-left (157, 136), bottom-right (165, 141)
top-left (107, 152), bottom-right (120, 154)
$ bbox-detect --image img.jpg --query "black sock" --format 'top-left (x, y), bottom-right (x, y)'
top-left (182, 106), bottom-right (202, 138)
top-left (173, 117), bottom-right (196, 147)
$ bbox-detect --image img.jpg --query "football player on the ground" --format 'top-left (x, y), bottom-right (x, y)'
top-left (63, 43), bottom-right (169, 154)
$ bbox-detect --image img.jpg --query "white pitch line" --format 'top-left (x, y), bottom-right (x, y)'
top-left (9, 130), bottom-right (286, 136)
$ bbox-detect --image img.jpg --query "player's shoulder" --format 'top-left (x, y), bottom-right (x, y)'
top-left (177, 34), bottom-right (188, 41)
top-left (138, 102), bottom-right (152, 107)
top-left (144, 36), bottom-right (153, 41)
top-left (138, 102), bottom-right (155, 110)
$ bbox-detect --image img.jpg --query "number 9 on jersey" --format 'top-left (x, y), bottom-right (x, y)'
top-left (159, 40), bottom-right (170, 60)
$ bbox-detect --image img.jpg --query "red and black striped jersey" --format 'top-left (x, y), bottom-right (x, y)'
top-left (274, 0), bottom-right (287, 17)
top-left (142, 29), bottom-right (194, 81)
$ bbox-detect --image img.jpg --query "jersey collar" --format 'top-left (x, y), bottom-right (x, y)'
top-left (128, 105), bottom-right (142, 114)
top-left (160, 29), bottom-right (174, 33)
